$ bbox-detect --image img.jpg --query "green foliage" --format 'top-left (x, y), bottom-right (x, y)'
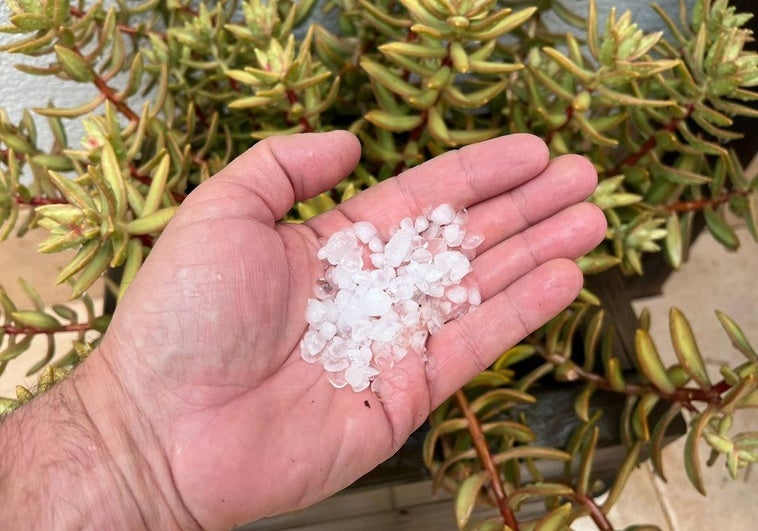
top-left (0, 0), bottom-right (756, 528)
top-left (428, 302), bottom-right (758, 529)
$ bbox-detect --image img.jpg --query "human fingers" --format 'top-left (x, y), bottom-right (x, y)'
top-left (471, 202), bottom-right (606, 300)
top-left (307, 134), bottom-right (550, 238)
top-left (426, 258), bottom-right (584, 407)
top-left (466, 154), bottom-right (599, 255)
top-left (176, 131), bottom-right (361, 226)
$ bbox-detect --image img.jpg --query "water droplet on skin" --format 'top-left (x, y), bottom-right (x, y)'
top-left (424, 354), bottom-right (439, 381)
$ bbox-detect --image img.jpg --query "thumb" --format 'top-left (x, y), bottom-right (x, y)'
top-left (179, 131), bottom-right (362, 225)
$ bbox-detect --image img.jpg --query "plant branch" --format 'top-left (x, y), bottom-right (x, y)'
top-left (69, 6), bottom-right (167, 40)
top-left (286, 90), bottom-right (314, 133)
top-left (607, 103), bottom-right (695, 176)
top-left (14, 195), bottom-right (66, 206)
top-left (91, 70), bottom-right (139, 123)
top-left (544, 104), bottom-right (574, 145)
top-left (455, 389), bottom-right (520, 530)
top-left (2, 323), bottom-right (92, 336)
top-left (1, 148), bottom-right (25, 163)
top-left (569, 493), bottom-right (613, 531)
top-left (544, 351), bottom-right (733, 411)
top-left (128, 164), bottom-right (186, 203)
top-left (664, 189), bottom-right (752, 213)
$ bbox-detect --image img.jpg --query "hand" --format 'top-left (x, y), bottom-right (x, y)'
top-left (2, 132), bottom-right (606, 530)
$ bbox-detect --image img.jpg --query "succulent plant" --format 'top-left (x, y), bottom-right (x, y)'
top-left (1, 0), bottom-right (756, 529)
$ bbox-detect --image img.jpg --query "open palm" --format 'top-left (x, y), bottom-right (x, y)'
top-left (84, 131), bottom-right (605, 529)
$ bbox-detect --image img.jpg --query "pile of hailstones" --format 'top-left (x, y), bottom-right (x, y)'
top-left (300, 204), bottom-right (483, 392)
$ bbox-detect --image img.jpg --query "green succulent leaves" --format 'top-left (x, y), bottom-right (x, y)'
top-left (0, 1), bottom-right (757, 529)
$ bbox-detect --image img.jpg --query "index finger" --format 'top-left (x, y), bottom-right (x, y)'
top-left (306, 134), bottom-right (550, 238)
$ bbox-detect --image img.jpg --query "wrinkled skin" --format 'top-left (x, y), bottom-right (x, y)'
top-left (77, 132), bottom-right (606, 529)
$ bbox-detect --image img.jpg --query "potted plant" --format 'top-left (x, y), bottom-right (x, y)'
top-left (0, 0), bottom-right (756, 529)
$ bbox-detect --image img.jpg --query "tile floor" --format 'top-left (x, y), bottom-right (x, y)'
top-left (1, 190), bottom-right (756, 530)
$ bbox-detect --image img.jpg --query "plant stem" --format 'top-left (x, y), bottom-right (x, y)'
top-left (91, 70), bottom-right (139, 122)
top-left (2, 323), bottom-right (92, 336)
top-left (544, 350), bottom-right (733, 410)
top-left (128, 164), bottom-right (187, 203)
top-left (69, 6), bottom-right (167, 40)
top-left (544, 104), bottom-right (574, 145)
top-left (286, 90), bottom-right (314, 133)
top-left (607, 103), bottom-right (695, 176)
top-left (0, 148), bottom-right (25, 163)
top-left (569, 493), bottom-right (613, 531)
top-left (665, 189), bottom-right (752, 213)
top-left (455, 389), bottom-right (520, 530)
top-left (14, 195), bottom-right (67, 206)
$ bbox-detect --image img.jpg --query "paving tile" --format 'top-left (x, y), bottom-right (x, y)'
top-left (648, 406), bottom-right (758, 531)
top-left (632, 227), bottom-right (758, 371)
top-left (630, 223), bottom-right (758, 531)
top-left (572, 463), bottom-right (673, 531)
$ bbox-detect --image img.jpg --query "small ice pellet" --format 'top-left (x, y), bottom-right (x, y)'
top-left (368, 236), bottom-right (384, 253)
top-left (462, 233), bottom-right (485, 250)
top-left (370, 253), bottom-right (385, 268)
top-left (348, 347), bottom-right (372, 364)
top-left (340, 252), bottom-right (363, 271)
top-left (324, 356), bottom-right (350, 373)
top-left (327, 372), bottom-right (348, 388)
top-left (305, 299), bottom-right (327, 325)
top-left (411, 248), bottom-right (433, 264)
top-left (303, 329), bottom-right (325, 356)
top-left (414, 215), bottom-right (430, 233)
top-left (430, 204), bottom-right (456, 224)
top-left (384, 230), bottom-right (413, 267)
top-left (319, 321), bottom-right (337, 340)
top-left (446, 285), bottom-right (468, 304)
top-left (364, 287), bottom-right (392, 316)
top-left (400, 217), bottom-right (414, 232)
top-left (442, 224), bottom-right (465, 247)
top-left (321, 231), bottom-right (358, 265)
top-left (353, 221), bottom-right (378, 243)
top-left (300, 341), bottom-right (320, 363)
top-left (422, 224), bottom-right (441, 239)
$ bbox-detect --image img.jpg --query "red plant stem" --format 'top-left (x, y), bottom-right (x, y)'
top-left (544, 105), bottom-right (574, 145)
top-left (400, 29), bottom-right (419, 83)
top-left (1, 148), bottom-right (25, 163)
top-left (607, 103), bottom-right (695, 176)
top-left (128, 164), bottom-right (187, 203)
top-left (455, 389), bottom-right (520, 531)
top-left (136, 234), bottom-right (155, 248)
top-left (3, 323), bottom-right (92, 336)
top-left (665, 189), bottom-right (752, 213)
top-left (91, 71), bottom-right (139, 122)
top-left (69, 6), bottom-right (167, 39)
top-left (561, 356), bottom-right (733, 409)
top-left (286, 90), bottom-right (314, 132)
top-left (14, 195), bottom-right (66, 206)
top-left (570, 493), bottom-right (613, 531)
